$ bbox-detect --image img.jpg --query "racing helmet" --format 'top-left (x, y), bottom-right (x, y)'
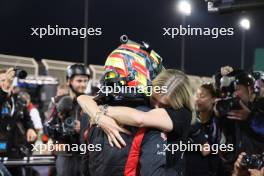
top-left (102, 35), bottom-right (164, 89)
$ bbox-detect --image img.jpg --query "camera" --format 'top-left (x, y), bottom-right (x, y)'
top-left (241, 153), bottom-right (264, 170)
top-left (14, 67), bottom-right (27, 79)
top-left (215, 71), bottom-right (255, 116)
top-left (215, 75), bottom-right (242, 116)
top-left (44, 116), bottom-right (75, 140)
top-left (62, 116), bottom-right (75, 135)
top-left (44, 96), bottom-right (77, 140)
top-left (216, 97), bottom-right (241, 116)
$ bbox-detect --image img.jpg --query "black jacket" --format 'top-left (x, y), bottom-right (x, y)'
top-left (44, 95), bottom-right (89, 154)
top-left (86, 101), bottom-right (167, 176)
top-left (218, 97), bottom-right (264, 174)
top-left (0, 88), bottom-right (34, 158)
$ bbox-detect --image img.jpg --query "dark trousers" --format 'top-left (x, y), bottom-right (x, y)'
top-left (56, 155), bottom-right (81, 176)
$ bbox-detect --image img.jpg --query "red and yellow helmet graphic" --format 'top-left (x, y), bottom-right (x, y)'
top-left (103, 36), bottom-right (163, 89)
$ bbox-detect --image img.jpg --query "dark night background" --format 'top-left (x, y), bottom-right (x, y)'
top-left (0, 0), bottom-right (263, 76)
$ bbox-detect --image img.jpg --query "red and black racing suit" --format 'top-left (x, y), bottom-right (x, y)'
top-left (86, 100), bottom-right (167, 176)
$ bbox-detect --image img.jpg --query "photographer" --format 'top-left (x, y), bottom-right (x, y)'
top-left (214, 69), bottom-right (264, 175)
top-left (0, 68), bottom-right (37, 175)
top-left (233, 152), bottom-right (264, 176)
top-left (44, 64), bottom-right (90, 176)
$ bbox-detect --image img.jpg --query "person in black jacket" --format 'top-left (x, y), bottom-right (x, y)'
top-left (0, 68), bottom-right (37, 175)
top-left (44, 64), bottom-right (90, 176)
top-left (214, 69), bottom-right (264, 175)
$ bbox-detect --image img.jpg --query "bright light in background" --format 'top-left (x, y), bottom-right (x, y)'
top-left (240, 18), bottom-right (250, 30)
top-left (178, 1), bottom-right (192, 16)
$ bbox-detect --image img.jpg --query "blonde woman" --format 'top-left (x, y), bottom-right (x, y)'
top-left (78, 69), bottom-right (195, 175)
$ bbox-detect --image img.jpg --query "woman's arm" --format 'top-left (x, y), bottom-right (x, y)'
top-left (77, 95), bottom-right (100, 122)
top-left (77, 95), bottom-right (174, 132)
top-left (107, 106), bottom-right (173, 132)
top-left (77, 95), bottom-right (130, 148)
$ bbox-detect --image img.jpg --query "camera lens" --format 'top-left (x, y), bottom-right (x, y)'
top-left (15, 69), bottom-right (27, 79)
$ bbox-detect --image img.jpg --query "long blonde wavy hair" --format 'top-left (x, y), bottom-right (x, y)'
top-left (152, 69), bottom-right (195, 124)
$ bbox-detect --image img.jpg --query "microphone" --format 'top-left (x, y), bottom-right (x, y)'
top-left (56, 96), bottom-right (73, 114)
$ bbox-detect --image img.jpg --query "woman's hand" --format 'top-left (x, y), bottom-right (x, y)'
top-left (98, 115), bottom-right (131, 149)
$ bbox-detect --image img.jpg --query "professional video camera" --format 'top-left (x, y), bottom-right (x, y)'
top-left (44, 96), bottom-right (76, 140)
top-left (215, 70), bottom-right (255, 116)
top-left (241, 153), bottom-right (264, 170)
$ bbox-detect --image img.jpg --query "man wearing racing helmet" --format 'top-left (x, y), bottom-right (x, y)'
top-left (44, 64), bottom-right (90, 176)
top-left (78, 35), bottom-right (169, 176)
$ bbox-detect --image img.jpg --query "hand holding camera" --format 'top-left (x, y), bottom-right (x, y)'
top-left (1, 67), bottom-right (27, 93)
top-left (233, 152), bottom-right (264, 176)
top-left (215, 98), bottom-right (251, 121)
top-left (233, 152), bottom-right (248, 176)
top-left (215, 69), bottom-right (254, 121)
top-left (226, 100), bottom-right (251, 121)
